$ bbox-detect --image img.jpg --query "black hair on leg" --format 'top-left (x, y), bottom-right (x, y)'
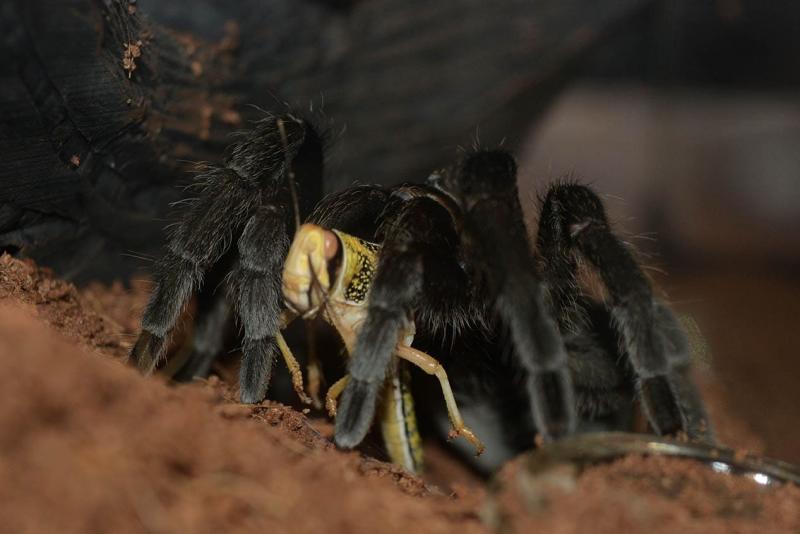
top-left (334, 196), bottom-right (464, 448)
top-left (172, 284), bottom-right (231, 382)
top-left (446, 150), bottom-right (577, 441)
top-left (130, 113), bottom-right (324, 402)
top-left (538, 182), bottom-right (710, 438)
top-left (232, 205), bottom-right (290, 403)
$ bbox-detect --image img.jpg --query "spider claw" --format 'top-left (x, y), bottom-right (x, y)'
top-left (239, 338), bottom-right (275, 404)
top-left (334, 378), bottom-right (380, 449)
top-left (129, 330), bottom-right (165, 375)
top-left (527, 369), bottom-right (577, 441)
top-left (639, 375), bottom-right (684, 436)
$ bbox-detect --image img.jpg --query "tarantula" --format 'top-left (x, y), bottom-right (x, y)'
top-left (130, 113), bottom-right (712, 472)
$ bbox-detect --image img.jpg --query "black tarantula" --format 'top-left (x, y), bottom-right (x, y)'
top-left (130, 113), bottom-right (712, 473)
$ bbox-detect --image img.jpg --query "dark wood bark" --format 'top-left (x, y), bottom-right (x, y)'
top-left (0, 0), bottom-right (653, 282)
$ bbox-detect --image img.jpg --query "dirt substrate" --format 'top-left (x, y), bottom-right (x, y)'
top-left (0, 254), bottom-right (797, 533)
top-left (493, 454), bottom-right (800, 534)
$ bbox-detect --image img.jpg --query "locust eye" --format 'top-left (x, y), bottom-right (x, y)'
top-left (282, 223), bottom-right (340, 315)
top-left (323, 231), bottom-right (339, 260)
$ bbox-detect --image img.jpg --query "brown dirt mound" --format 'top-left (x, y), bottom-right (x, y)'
top-left (0, 254), bottom-right (131, 358)
top-left (0, 304), bottom-right (483, 533)
top-left (0, 253), bottom-right (797, 533)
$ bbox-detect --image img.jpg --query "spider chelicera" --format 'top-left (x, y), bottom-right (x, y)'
top-left (129, 113), bottom-right (713, 473)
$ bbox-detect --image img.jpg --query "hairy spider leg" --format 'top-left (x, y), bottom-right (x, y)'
top-left (537, 183), bottom-right (712, 440)
top-left (533, 187), bottom-right (638, 427)
top-left (172, 260), bottom-right (234, 382)
top-left (229, 205), bottom-right (291, 403)
top-left (333, 195), bottom-right (478, 448)
top-left (130, 114), bottom-right (324, 405)
top-left (305, 186), bottom-right (396, 414)
top-left (447, 151), bottom-right (577, 442)
top-left (306, 152), bottom-right (713, 469)
top-left (307, 185), bottom-right (392, 242)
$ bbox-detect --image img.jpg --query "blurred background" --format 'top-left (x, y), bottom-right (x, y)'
top-left (2, 0), bottom-right (798, 463)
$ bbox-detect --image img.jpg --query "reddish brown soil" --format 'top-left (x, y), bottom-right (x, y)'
top-left (0, 253), bottom-right (797, 533)
top-left (493, 454), bottom-right (800, 533)
top-left (0, 254), bottom-right (131, 359)
top-left (0, 259), bottom-right (479, 533)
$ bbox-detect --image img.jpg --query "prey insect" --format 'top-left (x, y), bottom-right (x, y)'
top-left (280, 223), bottom-right (484, 471)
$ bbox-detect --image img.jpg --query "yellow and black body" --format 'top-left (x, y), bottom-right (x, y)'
top-left (281, 223), bottom-right (427, 473)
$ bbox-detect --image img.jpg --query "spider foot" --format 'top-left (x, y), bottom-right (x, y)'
top-left (129, 330), bottom-right (165, 375)
top-left (528, 369), bottom-right (577, 442)
top-left (334, 378), bottom-right (381, 449)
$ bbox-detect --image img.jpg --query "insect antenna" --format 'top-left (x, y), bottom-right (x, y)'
top-left (276, 117), bottom-right (302, 234)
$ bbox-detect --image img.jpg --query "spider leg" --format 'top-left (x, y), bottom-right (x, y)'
top-left (230, 205), bottom-right (291, 404)
top-left (447, 150), bottom-right (577, 442)
top-left (307, 184), bottom-right (391, 240)
top-left (421, 305), bottom-right (631, 474)
top-left (652, 301), bottom-right (712, 438)
top-left (562, 307), bottom-right (636, 429)
top-left (333, 248), bottom-right (422, 448)
top-left (537, 206), bottom-right (637, 425)
top-left (130, 169), bottom-right (258, 376)
top-left (132, 113), bottom-right (324, 404)
top-left (538, 183), bottom-right (712, 439)
top-left (172, 282), bottom-right (231, 381)
top-left (131, 187), bottom-right (248, 374)
top-left (334, 196), bottom-right (465, 449)
top-left (130, 251), bottom-right (202, 373)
